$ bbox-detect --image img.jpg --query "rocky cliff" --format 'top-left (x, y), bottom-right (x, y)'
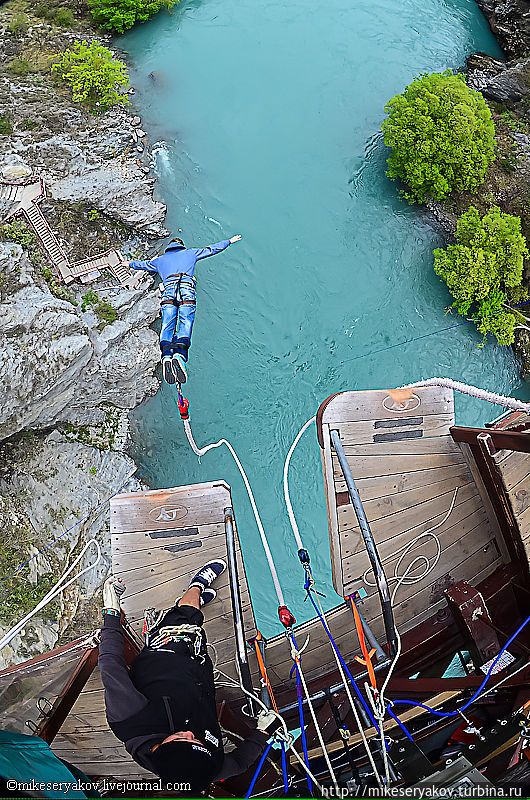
top-left (0, 2), bottom-right (168, 665)
top-left (474, 0), bottom-right (530, 59)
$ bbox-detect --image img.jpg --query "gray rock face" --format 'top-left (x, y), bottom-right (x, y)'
top-left (49, 161), bottom-right (167, 237)
top-left (468, 54), bottom-right (530, 103)
top-left (0, 243), bottom-right (161, 440)
top-left (474, 0), bottom-right (530, 59)
top-left (0, 432), bottom-right (141, 668)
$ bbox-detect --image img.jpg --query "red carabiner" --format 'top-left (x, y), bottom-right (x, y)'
top-left (177, 395), bottom-right (190, 420)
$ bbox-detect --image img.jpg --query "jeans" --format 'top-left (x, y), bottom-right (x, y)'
top-left (159, 278), bottom-right (196, 360)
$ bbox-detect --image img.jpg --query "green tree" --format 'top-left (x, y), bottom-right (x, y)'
top-left (434, 206), bottom-right (529, 345)
top-left (51, 40), bottom-right (130, 112)
top-left (87, 0), bottom-right (177, 33)
top-left (382, 72), bottom-right (496, 203)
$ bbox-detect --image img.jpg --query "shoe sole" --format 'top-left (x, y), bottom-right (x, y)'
top-left (171, 358), bottom-right (188, 384)
top-left (163, 360), bottom-right (176, 384)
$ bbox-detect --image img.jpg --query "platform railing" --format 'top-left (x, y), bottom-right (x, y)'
top-left (330, 429), bottom-right (398, 657)
top-left (224, 506), bottom-right (255, 715)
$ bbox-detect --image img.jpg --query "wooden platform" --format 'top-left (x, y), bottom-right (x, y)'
top-left (110, 480), bottom-right (257, 680)
top-left (52, 668), bottom-right (155, 781)
top-left (315, 387), bottom-right (508, 646)
top-left (49, 481), bottom-right (258, 780)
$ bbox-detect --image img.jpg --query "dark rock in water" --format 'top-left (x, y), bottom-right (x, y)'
top-left (474, 0), bottom-right (530, 59)
top-left (149, 70), bottom-right (167, 89)
top-left (468, 53), bottom-right (530, 103)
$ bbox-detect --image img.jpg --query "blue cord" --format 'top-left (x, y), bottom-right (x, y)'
top-left (387, 706), bottom-right (414, 742)
top-left (304, 577), bottom-right (379, 730)
top-left (245, 741), bottom-right (273, 799)
top-left (0, 463), bottom-right (152, 584)
top-left (292, 633), bottom-right (313, 794)
top-left (388, 614), bottom-right (530, 721)
top-left (281, 743), bottom-right (288, 794)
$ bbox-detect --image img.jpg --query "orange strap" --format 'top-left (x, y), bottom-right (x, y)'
top-left (349, 596), bottom-right (378, 693)
top-left (251, 631), bottom-right (279, 713)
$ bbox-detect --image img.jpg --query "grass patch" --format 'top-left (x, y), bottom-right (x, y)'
top-left (0, 115), bottom-right (13, 135)
top-left (40, 266), bottom-right (78, 305)
top-left (8, 56), bottom-right (31, 77)
top-left (81, 289), bottom-right (117, 327)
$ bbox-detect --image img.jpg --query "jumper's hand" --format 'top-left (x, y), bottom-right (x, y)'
top-left (120, 260), bottom-right (131, 268)
top-left (229, 235), bottom-right (242, 244)
top-left (256, 709), bottom-right (282, 735)
top-left (103, 576), bottom-right (126, 614)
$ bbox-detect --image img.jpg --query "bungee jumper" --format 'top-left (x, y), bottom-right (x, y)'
top-left (98, 562), bottom-right (279, 796)
top-left (120, 234), bottom-right (242, 385)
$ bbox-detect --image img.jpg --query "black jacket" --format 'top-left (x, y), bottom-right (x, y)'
top-left (98, 614), bottom-right (268, 779)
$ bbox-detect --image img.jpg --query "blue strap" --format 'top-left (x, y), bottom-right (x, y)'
top-left (245, 741), bottom-right (273, 799)
top-left (304, 574), bottom-right (379, 730)
top-left (281, 743), bottom-right (288, 794)
top-left (387, 614), bottom-right (530, 724)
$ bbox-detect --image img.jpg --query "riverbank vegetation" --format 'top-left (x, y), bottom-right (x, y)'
top-left (51, 40), bottom-right (129, 111)
top-left (382, 72), bottom-right (496, 203)
top-left (433, 207), bottom-right (529, 345)
top-left (383, 70), bottom-right (530, 354)
top-left (87, 0), bottom-right (178, 33)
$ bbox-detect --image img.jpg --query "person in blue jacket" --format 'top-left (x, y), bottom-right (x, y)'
top-left (121, 234), bottom-right (242, 384)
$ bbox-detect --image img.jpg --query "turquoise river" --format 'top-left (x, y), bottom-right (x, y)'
top-left (122, 0), bottom-right (530, 636)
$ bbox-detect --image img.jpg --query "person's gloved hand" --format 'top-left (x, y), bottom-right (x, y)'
top-left (256, 709), bottom-right (282, 735)
top-left (102, 576), bottom-right (126, 616)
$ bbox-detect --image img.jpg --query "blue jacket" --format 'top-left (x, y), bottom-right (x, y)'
top-left (129, 240), bottom-right (231, 283)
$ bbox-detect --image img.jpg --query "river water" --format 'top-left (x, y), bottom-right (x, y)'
top-left (122, 0), bottom-right (528, 635)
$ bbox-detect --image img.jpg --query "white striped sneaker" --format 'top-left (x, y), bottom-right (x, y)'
top-left (189, 559), bottom-right (227, 591)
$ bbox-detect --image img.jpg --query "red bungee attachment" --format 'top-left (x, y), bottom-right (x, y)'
top-left (278, 606), bottom-right (296, 628)
top-left (177, 395), bottom-right (190, 420)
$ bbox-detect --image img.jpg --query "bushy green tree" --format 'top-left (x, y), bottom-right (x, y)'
top-left (382, 72), bottom-right (496, 203)
top-left (88, 0), bottom-right (177, 33)
top-left (434, 206), bottom-right (529, 345)
top-left (51, 40), bottom-right (129, 111)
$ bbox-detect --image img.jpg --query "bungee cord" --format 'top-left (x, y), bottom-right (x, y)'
top-left (181, 413), bottom-right (286, 608)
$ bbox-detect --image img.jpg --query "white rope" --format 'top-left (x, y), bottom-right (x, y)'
top-left (288, 635), bottom-right (340, 792)
top-left (371, 489), bottom-right (458, 744)
top-left (308, 578), bottom-right (384, 790)
top-left (282, 415), bottom-right (384, 787)
top-left (283, 416), bottom-right (316, 552)
top-left (362, 488), bottom-right (458, 592)
top-left (213, 663), bottom-right (324, 792)
top-left (0, 540), bottom-right (102, 652)
top-left (401, 377), bottom-right (530, 413)
top-left (183, 418), bottom-right (285, 607)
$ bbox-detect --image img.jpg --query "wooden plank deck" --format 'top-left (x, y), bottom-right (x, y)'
top-left (315, 387), bottom-right (507, 648)
top-left (51, 481), bottom-right (258, 781)
top-left (110, 480), bottom-right (257, 678)
top-left (493, 447), bottom-right (530, 558)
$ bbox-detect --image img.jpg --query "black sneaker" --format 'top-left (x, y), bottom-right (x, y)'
top-left (162, 356), bottom-right (176, 384)
top-left (172, 353), bottom-right (188, 384)
top-left (189, 559), bottom-right (226, 592)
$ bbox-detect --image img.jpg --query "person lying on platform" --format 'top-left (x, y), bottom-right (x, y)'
top-left (120, 234), bottom-right (242, 385)
top-left (98, 560), bottom-right (278, 796)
